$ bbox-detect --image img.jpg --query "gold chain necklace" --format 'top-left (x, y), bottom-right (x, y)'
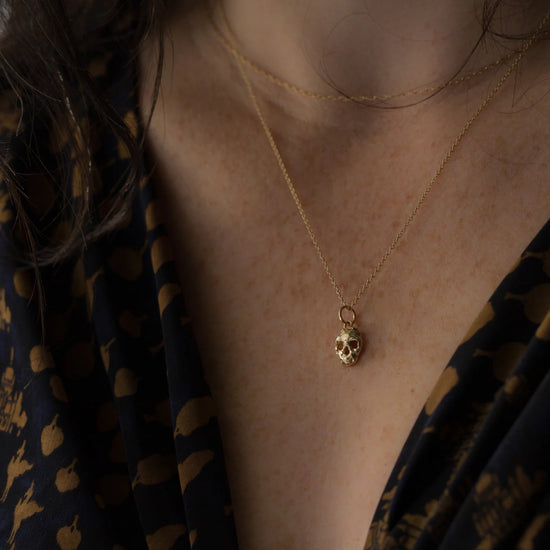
top-left (211, 6), bottom-right (535, 104)
top-left (214, 6), bottom-right (548, 366)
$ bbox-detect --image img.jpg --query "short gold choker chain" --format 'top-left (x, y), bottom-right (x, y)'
top-left (214, 6), bottom-right (549, 366)
top-left (211, 7), bottom-right (537, 104)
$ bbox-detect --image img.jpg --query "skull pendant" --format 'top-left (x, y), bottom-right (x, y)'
top-left (335, 327), bottom-right (363, 366)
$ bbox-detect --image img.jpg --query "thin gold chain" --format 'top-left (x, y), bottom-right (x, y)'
top-left (212, 6), bottom-right (530, 104)
top-left (216, 7), bottom-right (549, 309)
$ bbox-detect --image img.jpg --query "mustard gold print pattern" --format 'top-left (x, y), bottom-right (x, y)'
top-left (435, 401), bottom-right (492, 483)
top-left (473, 468), bottom-right (547, 548)
top-left (178, 451), bottom-right (215, 495)
top-left (145, 523), bottom-right (187, 550)
top-left (29, 345), bottom-right (55, 374)
top-left (424, 366), bottom-right (459, 416)
top-left (174, 397), bottom-right (217, 438)
top-left (365, 485), bottom-right (397, 549)
top-left (12, 268), bottom-right (34, 301)
top-left (131, 454), bottom-right (178, 489)
top-left (507, 283), bottom-right (550, 324)
top-left (56, 516), bottom-right (82, 550)
top-left (366, 222), bottom-right (550, 549)
top-left (7, 481), bottom-right (44, 545)
top-left (391, 500), bottom-right (440, 549)
top-left (55, 459), bottom-right (80, 493)
top-left (1, 442), bottom-right (33, 503)
top-left (0, 289), bottom-right (11, 332)
top-left (0, 361), bottom-right (27, 436)
top-left (475, 341), bottom-right (528, 382)
top-left (40, 414), bottom-right (65, 457)
top-left (518, 511), bottom-right (550, 550)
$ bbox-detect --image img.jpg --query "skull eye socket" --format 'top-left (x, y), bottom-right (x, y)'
top-left (336, 341), bottom-right (344, 351)
top-left (349, 340), bottom-right (359, 350)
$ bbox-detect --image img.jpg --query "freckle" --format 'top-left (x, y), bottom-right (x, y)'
top-left (410, 387), bottom-right (415, 394)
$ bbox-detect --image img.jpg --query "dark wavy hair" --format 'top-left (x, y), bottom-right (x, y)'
top-left (0, 0), bottom-right (547, 273)
top-left (0, 0), bottom-right (165, 271)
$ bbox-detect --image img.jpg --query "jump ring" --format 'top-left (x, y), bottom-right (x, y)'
top-left (339, 305), bottom-right (356, 327)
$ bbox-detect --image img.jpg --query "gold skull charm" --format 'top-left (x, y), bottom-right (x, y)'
top-left (335, 327), bottom-right (362, 366)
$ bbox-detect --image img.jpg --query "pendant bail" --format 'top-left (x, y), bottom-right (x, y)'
top-left (339, 304), bottom-right (357, 329)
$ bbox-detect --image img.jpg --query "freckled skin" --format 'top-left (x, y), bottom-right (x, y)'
top-left (139, 4), bottom-right (550, 548)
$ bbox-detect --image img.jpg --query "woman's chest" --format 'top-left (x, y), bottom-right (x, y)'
top-left (142, 74), bottom-right (550, 545)
top-left (150, 141), bottom-right (549, 549)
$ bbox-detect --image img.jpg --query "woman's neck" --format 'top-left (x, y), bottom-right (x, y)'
top-left (216, 0), bottom-right (544, 97)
